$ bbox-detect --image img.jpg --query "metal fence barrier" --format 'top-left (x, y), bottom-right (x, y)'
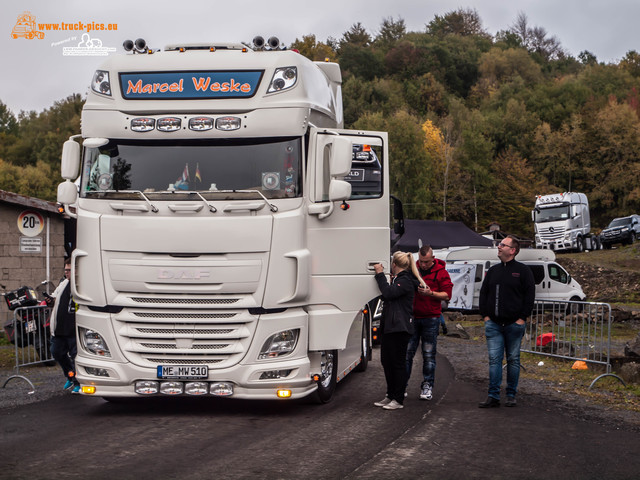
top-left (2, 305), bottom-right (53, 393)
top-left (523, 299), bottom-right (624, 388)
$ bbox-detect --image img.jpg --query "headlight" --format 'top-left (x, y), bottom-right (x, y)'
top-left (91, 70), bottom-right (111, 96)
top-left (258, 329), bottom-right (299, 359)
top-left (78, 327), bottom-right (111, 357)
top-left (267, 67), bottom-right (297, 93)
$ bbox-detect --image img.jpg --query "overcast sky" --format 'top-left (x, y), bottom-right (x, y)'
top-left (2, 0), bottom-right (638, 115)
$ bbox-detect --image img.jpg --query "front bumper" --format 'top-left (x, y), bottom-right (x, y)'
top-left (76, 354), bottom-right (317, 400)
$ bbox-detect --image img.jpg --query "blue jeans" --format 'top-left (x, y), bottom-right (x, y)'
top-left (485, 320), bottom-right (526, 399)
top-left (406, 316), bottom-right (439, 388)
top-left (50, 335), bottom-right (78, 384)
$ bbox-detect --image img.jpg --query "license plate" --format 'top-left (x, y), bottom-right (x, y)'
top-left (25, 320), bottom-right (36, 333)
top-left (157, 365), bottom-right (208, 379)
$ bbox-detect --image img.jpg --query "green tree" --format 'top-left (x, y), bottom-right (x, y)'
top-left (374, 17), bottom-right (406, 51)
top-left (426, 8), bottom-right (489, 38)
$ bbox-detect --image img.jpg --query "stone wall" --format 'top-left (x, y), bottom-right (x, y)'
top-left (0, 201), bottom-right (66, 324)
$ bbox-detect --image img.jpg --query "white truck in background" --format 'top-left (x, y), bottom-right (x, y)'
top-left (532, 192), bottom-right (600, 252)
top-left (432, 247), bottom-right (586, 311)
top-left (56, 36), bottom-right (395, 403)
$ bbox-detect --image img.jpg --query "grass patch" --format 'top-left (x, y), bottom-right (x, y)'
top-left (563, 244), bottom-right (640, 272)
top-left (520, 353), bottom-right (640, 412)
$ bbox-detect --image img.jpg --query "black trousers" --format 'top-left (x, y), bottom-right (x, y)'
top-left (380, 331), bottom-right (411, 404)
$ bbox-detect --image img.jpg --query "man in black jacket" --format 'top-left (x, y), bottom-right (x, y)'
top-left (478, 235), bottom-right (535, 408)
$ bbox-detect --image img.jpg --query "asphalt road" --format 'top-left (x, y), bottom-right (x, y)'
top-left (1, 350), bottom-right (639, 480)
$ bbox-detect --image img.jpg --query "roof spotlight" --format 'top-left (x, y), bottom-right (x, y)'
top-left (267, 36), bottom-right (280, 50)
top-left (135, 38), bottom-right (147, 53)
top-left (253, 36), bottom-right (265, 50)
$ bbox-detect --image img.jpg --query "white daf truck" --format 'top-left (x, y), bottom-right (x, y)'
top-left (532, 192), bottom-right (599, 252)
top-left (56, 37), bottom-right (392, 402)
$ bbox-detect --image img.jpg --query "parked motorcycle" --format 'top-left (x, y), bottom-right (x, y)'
top-left (2, 282), bottom-right (55, 363)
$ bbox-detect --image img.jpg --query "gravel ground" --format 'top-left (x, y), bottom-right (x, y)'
top-left (438, 328), bottom-right (640, 432)
top-left (2, 332), bottom-right (639, 432)
top-left (0, 357), bottom-right (68, 409)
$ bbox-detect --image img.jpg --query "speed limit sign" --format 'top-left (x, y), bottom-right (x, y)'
top-left (17, 210), bottom-right (45, 237)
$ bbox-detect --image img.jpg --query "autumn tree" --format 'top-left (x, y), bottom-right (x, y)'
top-left (290, 35), bottom-right (336, 62)
top-left (354, 110), bottom-right (435, 219)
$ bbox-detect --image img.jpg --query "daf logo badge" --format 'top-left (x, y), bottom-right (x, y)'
top-left (157, 269), bottom-right (210, 280)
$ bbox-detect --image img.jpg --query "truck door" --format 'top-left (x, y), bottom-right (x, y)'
top-left (306, 127), bottom-right (389, 350)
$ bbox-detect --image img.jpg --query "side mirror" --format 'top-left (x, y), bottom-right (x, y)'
top-left (328, 179), bottom-right (351, 202)
top-left (57, 180), bottom-right (78, 205)
top-left (391, 195), bottom-right (405, 236)
top-left (61, 140), bottom-right (80, 180)
top-left (329, 137), bottom-right (352, 177)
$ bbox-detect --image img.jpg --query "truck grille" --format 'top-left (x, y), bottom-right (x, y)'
top-left (131, 297), bottom-right (240, 305)
top-left (114, 308), bottom-right (256, 369)
top-left (538, 226), bottom-right (565, 241)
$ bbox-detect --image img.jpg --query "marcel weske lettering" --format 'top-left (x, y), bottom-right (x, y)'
top-left (125, 76), bottom-right (252, 95)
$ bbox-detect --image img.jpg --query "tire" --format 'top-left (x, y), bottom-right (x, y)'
top-left (576, 236), bottom-right (584, 253)
top-left (355, 311), bottom-right (371, 373)
top-left (629, 233), bottom-right (636, 245)
top-left (603, 242), bottom-right (612, 249)
top-left (312, 350), bottom-right (338, 404)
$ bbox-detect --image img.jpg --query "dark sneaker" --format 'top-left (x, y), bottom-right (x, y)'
top-left (420, 384), bottom-right (433, 400)
top-left (478, 396), bottom-right (500, 408)
top-left (442, 323), bottom-right (448, 335)
top-left (71, 385), bottom-right (81, 394)
top-left (63, 380), bottom-right (74, 390)
top-left (505, 396), bottom-right (517, 407)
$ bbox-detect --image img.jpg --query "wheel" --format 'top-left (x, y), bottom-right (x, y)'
top-left (312, 350), bottom-right (337, 404)
top-left (576, 236), bottom-right (584, 253)
top-left (355, 311), bottom-right (371, 373)
top-left (603, 242), bottom-right (612, 249)
top-left (629, 233), bottom-right (636, 245)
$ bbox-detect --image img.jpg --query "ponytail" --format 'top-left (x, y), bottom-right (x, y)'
top-left (408, 253), bottom-right (426, 289)
top-left (392, 251), bottom-right (426, 289)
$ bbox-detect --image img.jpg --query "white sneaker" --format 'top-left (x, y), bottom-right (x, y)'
top-left (374, 396), bottom-right (392, 407)
top-left (383, 399), bottom-right (404, 410)
top-left (420, 384), bottom-right (433, 400)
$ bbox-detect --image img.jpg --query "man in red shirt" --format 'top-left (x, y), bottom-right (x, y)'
top-left (406, 245), bottom-right (453, 400)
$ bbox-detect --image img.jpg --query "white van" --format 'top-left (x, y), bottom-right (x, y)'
top-left (432, 247), bottom-right (585, 311)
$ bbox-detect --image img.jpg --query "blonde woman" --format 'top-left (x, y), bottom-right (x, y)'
top-left (373, 251), bottom-right (426, 410)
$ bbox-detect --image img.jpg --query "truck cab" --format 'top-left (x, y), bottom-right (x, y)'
top-left (57, 39), bottom-right (391, 402)
top-left (532, 192), bottom-right (597, 252)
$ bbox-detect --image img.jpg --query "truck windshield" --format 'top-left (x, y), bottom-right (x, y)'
top-left (79, 138), bottom-right (302, 200)
top-left (533, 205), bottom-right (570, 223)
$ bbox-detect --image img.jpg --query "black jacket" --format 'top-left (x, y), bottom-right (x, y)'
top-left (375, 270), bottom-right (419, 335)
top-left (479, 259), bottom-right (535, 325)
